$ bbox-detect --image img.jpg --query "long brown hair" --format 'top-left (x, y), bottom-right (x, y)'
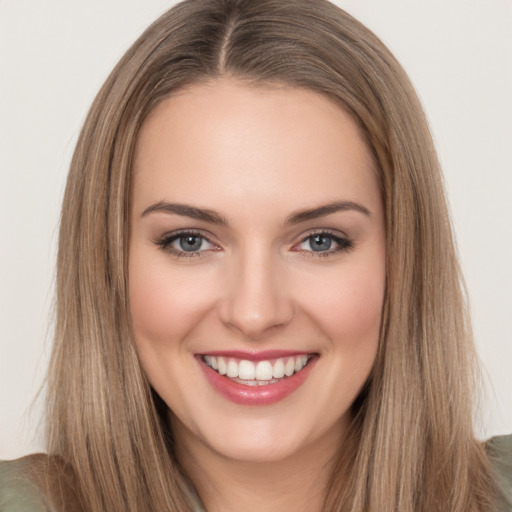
top-left (46, 0), bottom-right (498, 510)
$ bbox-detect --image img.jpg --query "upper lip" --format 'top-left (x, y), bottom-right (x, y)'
top-left (197, 350), bottom-right (316, 362)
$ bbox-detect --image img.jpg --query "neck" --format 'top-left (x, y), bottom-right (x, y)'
top-left (173, 419), bottom-right (345, 512)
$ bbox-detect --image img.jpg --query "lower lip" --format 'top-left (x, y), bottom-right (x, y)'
top-left (197, 355), bottom-right (318, 406)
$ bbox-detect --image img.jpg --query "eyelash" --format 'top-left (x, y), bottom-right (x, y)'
top-left (293, 230), bottom-right (354, 257)
top-left (154, 230), bottom-right (218, 258)
top-left (154, 230), bottom-right (354, 258)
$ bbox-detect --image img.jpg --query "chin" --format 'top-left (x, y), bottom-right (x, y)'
top-left (183, 408), bottom-right (338, 465)
top-left (203, 426), bottom-right (306, 464)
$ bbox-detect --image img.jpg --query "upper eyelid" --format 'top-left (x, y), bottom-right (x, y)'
top-left (156, 228), bottom-right (217, 243)
top-left (293, 229), bottom-right (354, 253)
top-left (154, 228), bottom-right (351, 249)
top-left (155, 231), bottom-right (219, 258)
top-left (154, 230), bottom-right (217, 251)
top-left (296, 228), bottom-right (349, 241)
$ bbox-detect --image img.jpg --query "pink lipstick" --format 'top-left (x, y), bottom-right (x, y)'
top-left (197, 351), bottom-right (318, 406)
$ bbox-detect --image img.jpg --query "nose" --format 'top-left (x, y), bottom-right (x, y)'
top-left (218, 247), bottom-right (294, 339)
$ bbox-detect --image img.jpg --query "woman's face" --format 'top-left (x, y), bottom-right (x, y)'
top-left (129, 80), bottom-right (386, 464)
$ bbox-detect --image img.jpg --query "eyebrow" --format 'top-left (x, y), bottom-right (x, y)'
top-left (141, 200), bottom-right (370, 226)
top-left (284, 201), bottom-right (371, 225)
top-left (141, 201), bottom-right (228, 225)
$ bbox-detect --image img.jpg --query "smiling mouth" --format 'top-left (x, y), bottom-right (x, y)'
top-left (201, 354), bottom-right (314, 386)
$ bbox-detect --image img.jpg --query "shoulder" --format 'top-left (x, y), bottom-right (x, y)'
top-left (0, 454), bottom-right (82, 512)
top-left (0, 455), bottom-right (49, 511)
top-left (486, 434), bottom-right (512, 511)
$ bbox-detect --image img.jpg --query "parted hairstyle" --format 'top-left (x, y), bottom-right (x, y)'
top-left (43, 0), bottom-right (498, 510)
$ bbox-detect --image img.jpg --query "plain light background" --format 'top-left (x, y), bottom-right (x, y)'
top-left (1, 0), bottom-right (511, 460)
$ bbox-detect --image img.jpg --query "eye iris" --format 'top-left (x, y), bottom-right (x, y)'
top-left (179, 235), bottom-right (202, 251)
top-left (310, 234), bottom-right (332, 251)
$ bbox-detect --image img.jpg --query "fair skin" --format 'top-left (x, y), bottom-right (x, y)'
top-left (129, 79), bottom-right (386, 512)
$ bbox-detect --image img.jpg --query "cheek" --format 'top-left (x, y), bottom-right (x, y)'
top-left (343, 279), bottom-right (383, 335)
top-left (301, 260), bottom-right (385, 350)
top-left (309, 263), bottom-right (384, 410)
top-left (128, 250), bottom-right (216, 346)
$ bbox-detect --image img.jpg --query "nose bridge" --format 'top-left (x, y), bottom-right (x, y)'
top-left (220, 242), bottom-right (293, 338)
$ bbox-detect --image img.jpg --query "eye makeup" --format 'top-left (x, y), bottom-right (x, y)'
top-left (154, 229), bottom-right (220, 258)
top-left (154, 227), bottom-right (354, 259)
top-left (292, 229), bottom-right (354, 257)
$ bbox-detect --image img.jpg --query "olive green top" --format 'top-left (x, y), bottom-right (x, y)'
top-left (1, 436), bottom-right (511, 511)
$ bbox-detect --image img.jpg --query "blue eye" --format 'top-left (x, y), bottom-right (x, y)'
top-left (307, 234), bottom-right (333, 252)
top-left (156, 231), bottom-right (217, 256)
top-left (177, 234), bottom-right (206, 252)
top-left (297, 232), bottom-right (353, 255)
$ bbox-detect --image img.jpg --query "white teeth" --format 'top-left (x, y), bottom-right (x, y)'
top-left (255, 361), bottom-right (273, 380)
top-left (217, 356), bottom-right (227, 375)
top-left (238, 360), bottom-right (255, 380)
top-left (231, 377), bottom-right (280, 386)
top-left (203, 354), bottom-right (312, 384)
top-left (285, 358), bottom-right (295, 376)
top-left (227, 359), bottom-right (238, 378)
top-left (295, 355), bottom-right (308, 372)
top-left (272, 359), bottom-right (285, 378)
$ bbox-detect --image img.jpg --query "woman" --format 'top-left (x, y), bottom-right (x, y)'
top-left (1, 0), bottom-right (510, 510)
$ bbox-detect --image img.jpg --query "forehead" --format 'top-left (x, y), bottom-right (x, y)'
top-left (132, 79), bottom-right (380, 218)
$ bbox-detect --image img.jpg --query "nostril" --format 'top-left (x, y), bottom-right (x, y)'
top-left (217, 256), bottom-right (294, 337)
top-left (221, 307), bottom-right (293, 339)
